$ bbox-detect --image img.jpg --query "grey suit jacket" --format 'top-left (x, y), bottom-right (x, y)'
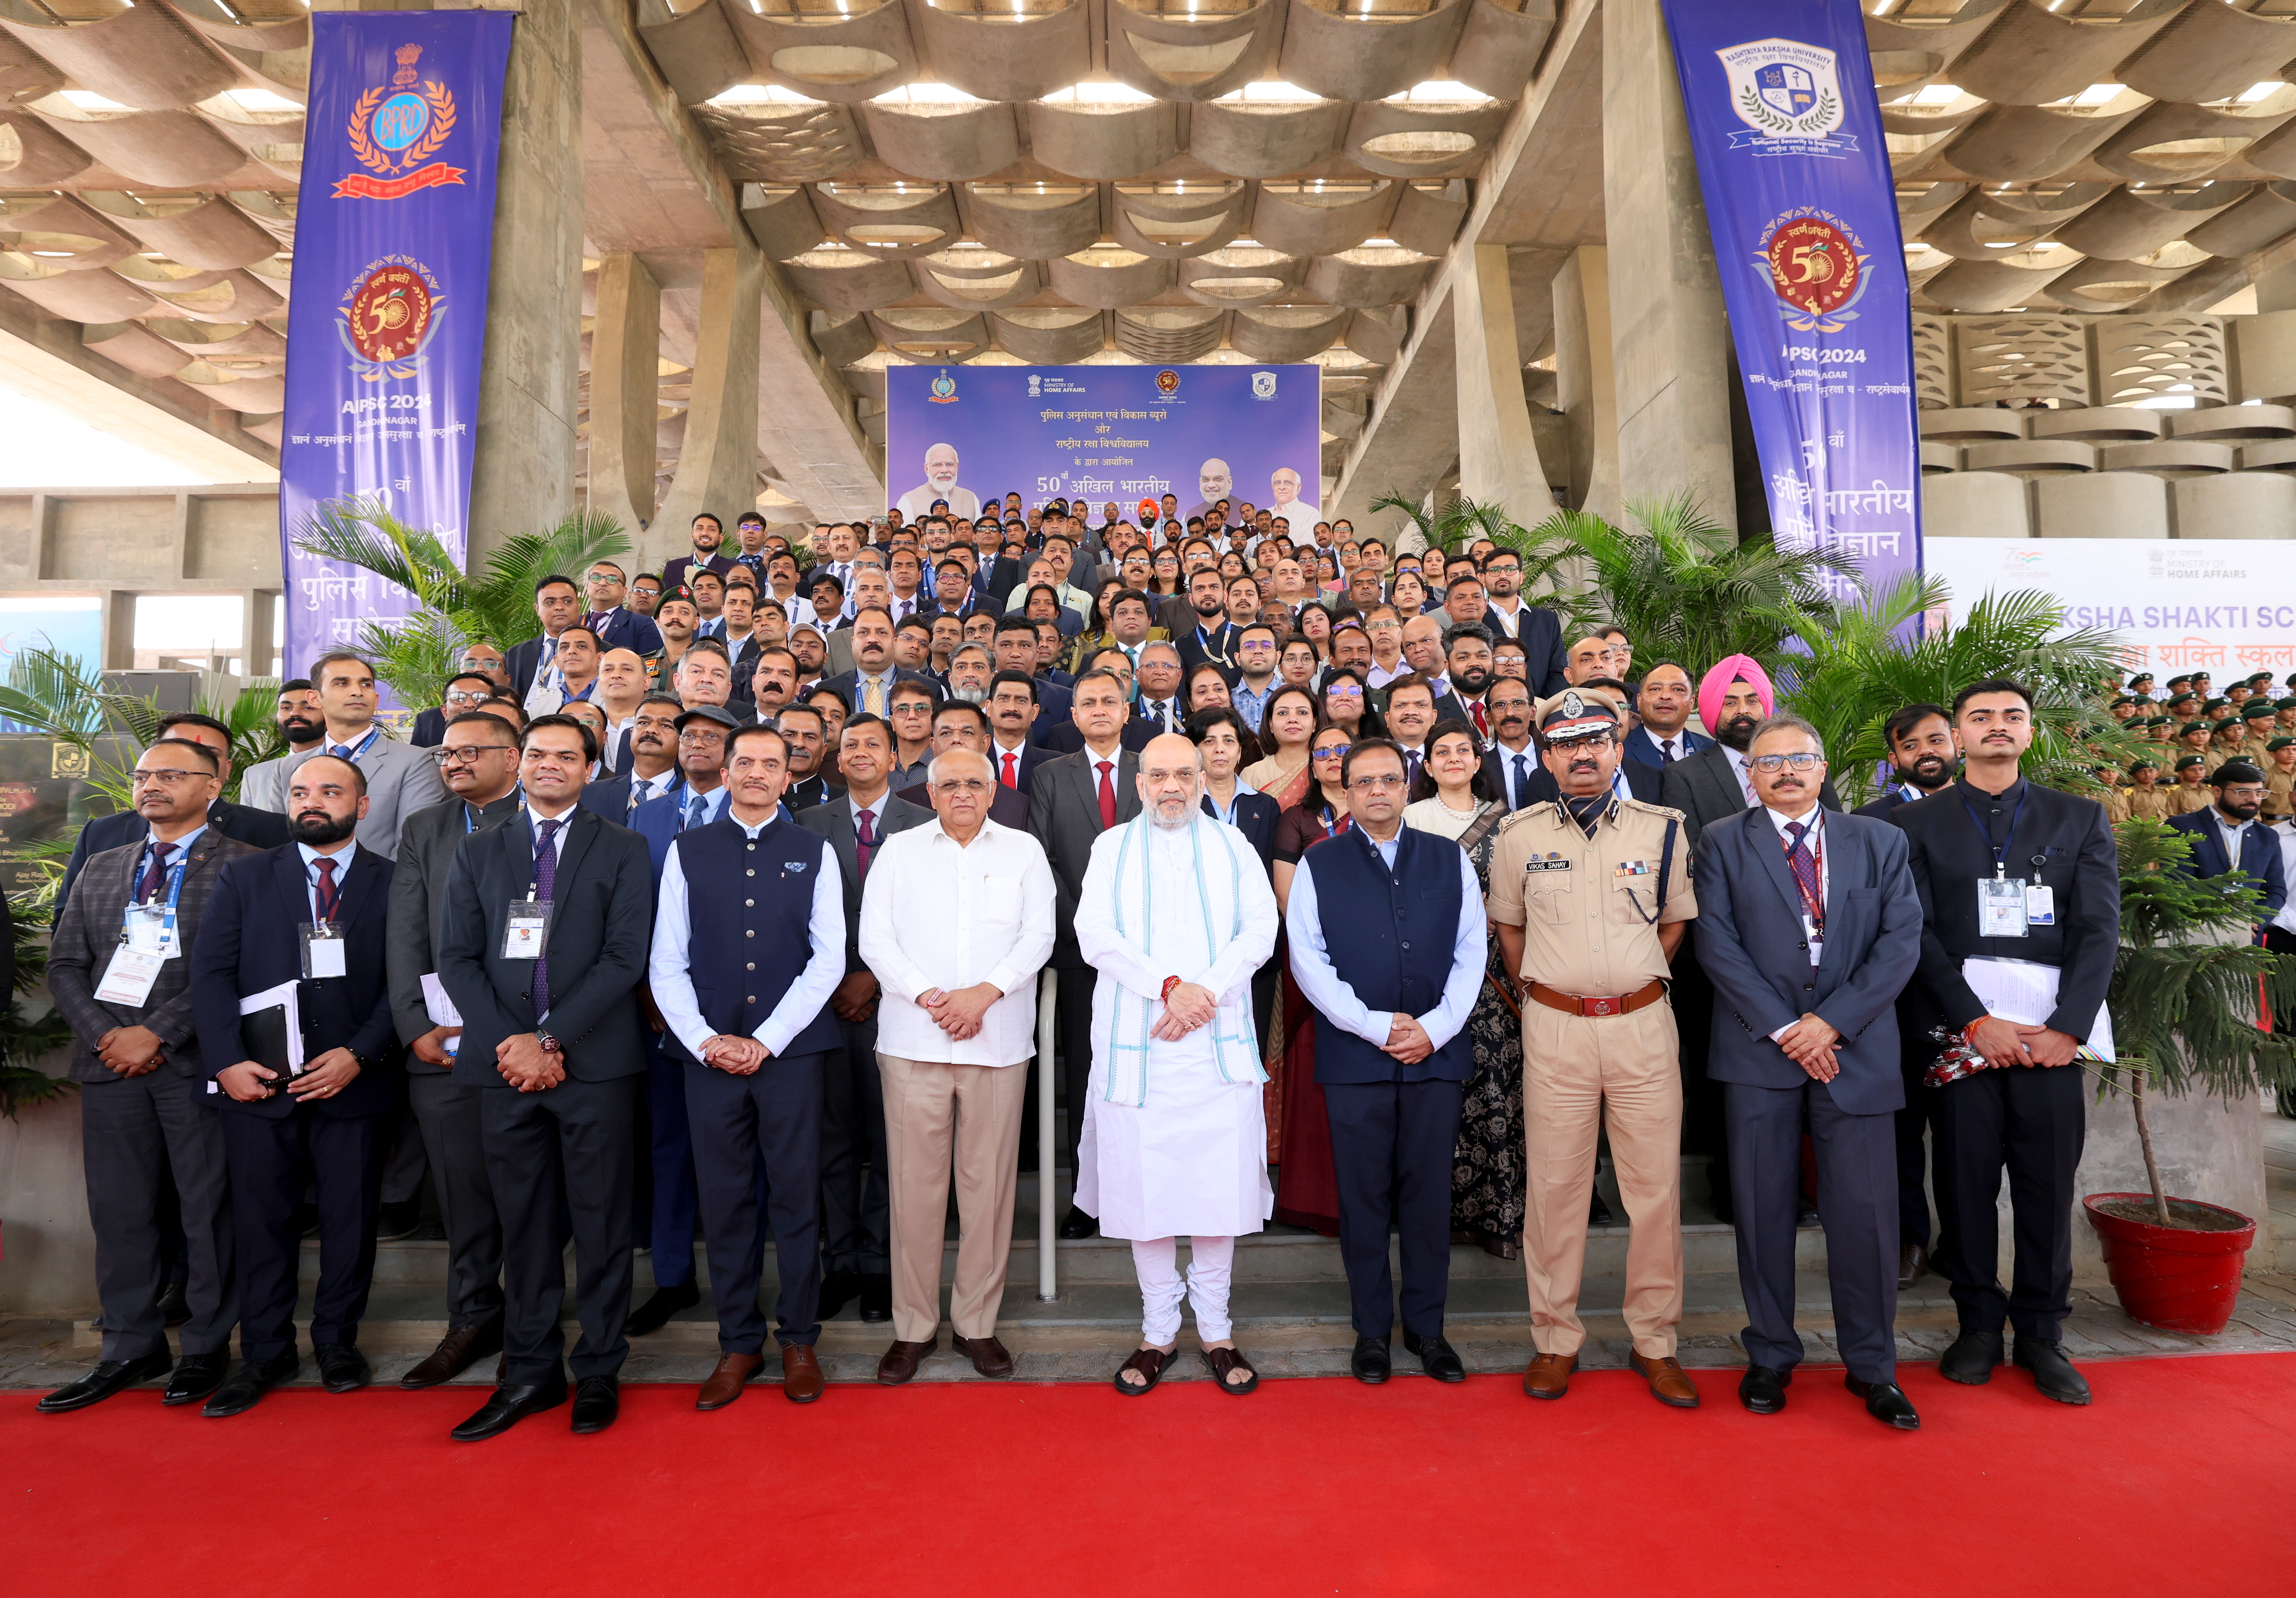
top-left (796, 790), bottom-right (933, 972)
top-left (386, 791), bottom-right (525, 1054)
top-left (1027, 746), bottom-right (1143, 970)
top-left (238, 754), bottom-right (293, 814)
top-left (283, 728), bottom-right (449, 858)
top-left (1659, 742), bottom-right (1842, 851)
top-left (46, 830), bottom-right (258, 1083)
top-left (1690, 807), bottom-right (1923, 1116)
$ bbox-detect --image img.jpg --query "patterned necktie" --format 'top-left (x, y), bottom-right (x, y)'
top-left (1661, 737), bottom-right (1677, 762)
top-left (532, 818), bottom-right (562, 1018)
top-left (856, 807), bottom-right (878, 880)
top-left (1738, 759), bottom-right (1757, 805)
top-left (139, 840), bottom-right (174, 904)
top-left (1096, 760), bottom-right (1117, 829)
top-left (684, 793), bottom-right (707, 831)
top-left (1470, 699), bottom-right (1490, 741)
top-left (312, 854), bottom-right (340, 922)
top-left (1511, 753), bottom-right (1529, 810)
top-left (584, 611), bottom-right (603, 632)
top-left (1001, 751), bottom-right (1018, 789)
top-left (1785, 819), bottom-right (1823, 932)
top-left (331, 743), bottom-right (355, 760)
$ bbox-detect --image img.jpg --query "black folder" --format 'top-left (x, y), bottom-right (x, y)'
top-left (238, 1005), bottom-right (299, 1085)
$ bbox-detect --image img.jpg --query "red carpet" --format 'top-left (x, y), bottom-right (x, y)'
top-left (9, 1355), bottom-right (2296, 1595)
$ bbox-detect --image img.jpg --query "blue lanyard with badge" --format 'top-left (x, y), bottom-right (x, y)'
top-left (1964, 788), bottom-right (2054, 937)
top-left (95, 846), bottom-right (189, 1005)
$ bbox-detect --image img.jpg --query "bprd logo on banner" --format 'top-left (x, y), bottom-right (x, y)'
top-left (335, 43), bottom-right (464, 199)
top-left (1715, 37), bottom-right (1858, 157)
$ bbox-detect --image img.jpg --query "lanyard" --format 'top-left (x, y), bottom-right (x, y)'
top-left (1782, 816), bottom-right (1825, 927)
top-left (126, 845), bottom-right (190, 947)
top-left (333, 726), bottom-right (381, 764)
top-left (1959, 784), bottom-right (2030, 879)
top-left (1319, 804), bottom-right (1351, 836)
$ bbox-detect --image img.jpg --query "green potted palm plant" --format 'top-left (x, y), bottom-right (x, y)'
top-left (2085, 818), bottom-right (2296, 1335)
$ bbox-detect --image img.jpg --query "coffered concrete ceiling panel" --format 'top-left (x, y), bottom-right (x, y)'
top-left (781, 243), bottom-right (919, 310)
top-left (1114, 304), bottom-right (1226, 361)
top-left (1916, 183), bottom-right (2109, 263)
top-left (1178, 244), bottom-right (1305, 308)
top-left (860, 98), bottom-right (1021, 180)
top-left (2236, 114), bottom-right (2296, 182)
top-left (146, 317), bottom-right (286, 360)
top-left (1104, 0), bottom-right (1284, 103)
top-left (80, 190), bottom-right (277, 273)
top-left (0, 106), bottom-right (91, 184)
top-left (913, 245), bottom-right (1042, 310)
top-left (0, 193), bottom-right (135, 269)
top-left (1111, 181), bottom-right (1249, 258)
top-left (135, 265), bottom-right (284, 325)
top-left (1446, 0), bottom-right (1554, 104)
top-left (2187, 182), bottom-right (2296, 261)
top-left (2117, 0), bottom-right (2296, 108)
top-left (962, 180), bottom-right (1101, 258)
top-left (727, 1), bottom-right (918, 105)
top-left (2055, 184), bottom-right (2242, 263)
top-left (1026, 99), bottom-right (1181, 180)
top-left (1930, 102), bottom-right (2144, 185)
top-left (1386, 177), bottom-right (1469, 259)
top-left (1248, 178), bottom-right (1394, 258)
top-left (1187, 94), bottom-right (1348, 177)
top-left (1343, 304), bottom-right (1406, 364)
top-left (0, 29), bottom-right (61, 106)
top-left (1046, 243), bottom-right (1175, 307)
top-left (812, 180), bottom-right (963, 258)
top-left (2043, 253), bottom-right (2195, 314)
top-left (991, 305), bottom-right (1107, 362)
top-left (869, 305), bottom-right (990, 359)
top-left (1227, 302), bottom-right (1347, 360)
top-left (1862, 0), bottom-right (2013, 78)
top-left (811, 311), bottom-right (880, 368)
top-left (0, 256), bottom-right (157, 322)
top-left (2093, 99), bottom-right (2296, 187)
top-left (28, 100), bottom-right (251, 187)
top-left (1277, 0), bottom-right (1468, 106)
top-left (0, 2), bottom-right (236, 111)
top-left (175, 363), bottom-right (286, 415)
top-left (1303, 243), bottom-right (1434, 309)
top-left (639, 0), bottom-right (751, 106)
top-left (80, 318), bottom-right (194, 380)
top-left (698, 99), bottom-right (868, 182)
top-left (1946, 0), bottom-right (2182, 110)
top-left (1343, 98), bottom-right (1507, 179)
top-left (742, 182), bottom-right (829, 262)
top-left (906, 0), bottom-right (1090, 105)
top-left (1920, 254), bottom-right (2075, 314)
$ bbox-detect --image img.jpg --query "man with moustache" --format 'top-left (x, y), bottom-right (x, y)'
top-left (1171, 567), bottom-right (1241, 674)
top-left (900, 701), bottom-right (1031, 829)
top-left (584, 694), bottom-right (684, 820)
top-left (663, 512), bottom-right (736, 595)
top-left (579, 561), bottom-right (665, 659)
top-left (63, 711), bottom-right (289, 905)
top-left (739, 646), bottom-right (800, 721)
top-left (1478, 676), bottom-right (1542, 812)
top-left (2167, 761), bottom-right (2286, 929)
top-left (284, 653), bottom-right (450, 858)
top-left (1858, 704), bottom-right (1959, 816)
top-left (1478, 550), bottom-right (1568, 694)
top-left (945, 642), bottom-right (994, 706)
top-left (1439, 627), bottom-right (1496, 743)
top-left (240, 681), bottom-right (328, 816)
top-left (1621, 664), bottom-right (1712, 769)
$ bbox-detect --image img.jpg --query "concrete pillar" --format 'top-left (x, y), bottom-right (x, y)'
top-left (587, 253), bottom-right (662, 536)
top-left (653, 246), bottom-right (763, 540)
top-left (464, 0), bottom-right (585, 570)
top-left (241, 586), bottom-right (279, 678)
top-left (103, 589), bottom-right (135, 670)
top-left (1451, 243), bottom-right (1553, 532)
top-left (1602, 0), bottom-right (1737, 530)
top-left (1552, 244), bottom-right (1621, 522)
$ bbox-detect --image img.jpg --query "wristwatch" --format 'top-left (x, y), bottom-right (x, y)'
top-left (536, 1030), bottom-right (562, 1054)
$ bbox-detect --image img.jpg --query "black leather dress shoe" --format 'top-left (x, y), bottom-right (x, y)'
top-left (375, 1198), bottom-right (423, 1241)
top-left (1350, 1335), bottom-right (1391, 1385)
top-left (1898, 1243), bottom-right (1929, 1289)
top-left (451, 1380), bottom-right (567, 1442)
top-left (315, 1343), bottom-right (371, 1394)
top-left (858, 1273), bottom-right (892, 1323)
top-left (163, 1352), bottom-right (230, 1406)
top-left (1738, 1364), bottom-right (1791, 1415)
top-left (157, 1281), bottom-right (191, 1327)
top-left (1403, 1332), bottom-right (1465, 1383)
top-left (38, 1351), bottom-right (173, 1413)
top-left (1940, 1328), bottom-right (2005, 1385)
top-left (1845, 1374), bottom-right (1921, 1430)
top-left (2012, 1337), bottom-right (2093, 1405)
top-left (202, 1350), bottom-right (300, 1418)
top-left (1057, 1204), bottom-right (1096, 1241)
top-left (818, 1269), bottom-right (863, 1320)
top-left (570, 1375), bottom-right (620, 1433)
top-left (627, 1279), bottom-right (700, 1337)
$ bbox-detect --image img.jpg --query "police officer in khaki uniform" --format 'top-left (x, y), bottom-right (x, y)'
top-left (1488, 691), bottom-right (1699, 1409)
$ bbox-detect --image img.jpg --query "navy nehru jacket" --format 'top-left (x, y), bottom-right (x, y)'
top-left (662, 812), bottom-right (843, 1061)
top-left (1298, 826), bottom-right (1474, 1085)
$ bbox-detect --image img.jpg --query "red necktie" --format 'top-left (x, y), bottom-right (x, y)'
top-left (1001, 751), bottom-right (1018, 789)
top-left (313, 855), bottom-right (340, 923)
top-left (1470, 700), bottom-right (1490, 741)
top-left (1096, 759), bottom-right (1117, 829)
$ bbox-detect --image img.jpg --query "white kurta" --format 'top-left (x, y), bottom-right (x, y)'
top-left (1072, 816), bottom-right (1280, 1241)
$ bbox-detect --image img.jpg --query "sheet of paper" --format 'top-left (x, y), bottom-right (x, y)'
top-left (1964, 956), bottom-right (2114, 1063)
top-left (420, 972), bottom-right (463, 1029)
top-left (238, 978), bottom-right (306, 1073)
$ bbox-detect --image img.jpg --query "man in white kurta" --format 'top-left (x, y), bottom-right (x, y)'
top-left (1075, 733), bottom-right (1280, 1393)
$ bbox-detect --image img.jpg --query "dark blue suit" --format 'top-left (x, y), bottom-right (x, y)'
top-left (190, 844), bottom-right (402, 1364)
top-left (1693, 808), bottom-right (1923, 1384)
top-left (2166, 808), bottom-right (2288, 922)
top-left (588, 606), bottom-right (664, 658)
top-left (1203, 790), bottom-right (1280, 869)
top-left (1621, 724), bottom-right (1713, 770)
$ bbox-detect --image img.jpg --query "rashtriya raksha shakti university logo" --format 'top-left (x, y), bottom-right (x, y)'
top-left (334, 43), bottom-right (462, 200)
top-left (1753, 207), bottom-right (1873, 334)
top-left (336, 257), bottom-right (447, 381)
top-left (1716, 38), bottom-right (1857, 159)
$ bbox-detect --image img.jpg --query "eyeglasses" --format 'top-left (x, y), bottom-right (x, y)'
top-left (131, 767), bottom-right (209, 787)
top-left (1348, 774), bottom-right (1406, 792)
top-left (1312, 744), bottom-right (1351, 760)
top-left (1325, 686), bottom-right (1363, 700)
top-left (677, 730), bottom-right (727, 746)
top-left (437, 745), bottom-right (513, 766)
top-left (443, 689), bottom-right (489, 706)
top-left (932, 779), bottom-right (991, 795)
top-left (1748, 752), bottom-right (1823, 773)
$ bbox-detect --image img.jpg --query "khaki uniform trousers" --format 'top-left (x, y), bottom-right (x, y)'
top-left (1520, 998), bottom-right (1685, 1360)
top-left (879, 1053), bottom-right (1030, 1345)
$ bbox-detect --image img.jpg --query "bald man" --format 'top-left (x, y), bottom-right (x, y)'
top-left (1183, 458), bottom-right (1234, 525)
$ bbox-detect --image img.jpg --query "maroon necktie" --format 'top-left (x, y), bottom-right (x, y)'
top-left (1096, 760), bottom-right (1117, 829)
top-left (139, 841), bottom-right (175, 905)
top-left (856, 807), bottom-right (878, 881)
top-left (1470, 700), bottom-right (1490, 741)
top-left (1784, 819), bottom-right (1823, 934)
top-left (312, 855), bottom-right (340, 923)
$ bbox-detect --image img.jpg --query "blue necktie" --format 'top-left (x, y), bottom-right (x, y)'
top-left (531, 818), bottom-right (562, 1018)
top-left (684, 794), bottom-right (707, 831)
top-left (331, 744), bottom-right (355, 760)
top-left (1511, 753), bottom-right (1528, 810)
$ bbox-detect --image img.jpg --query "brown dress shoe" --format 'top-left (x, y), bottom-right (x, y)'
top-left (781, 1344), bottom-right (825, 1403)
top-left (952, 1335), bottom-right (1014, 1378)
top-left (696, 1351), bottom-right (765, 1411)
top-left (400, 1322), bottom-right (504, 1391)
top-left (1898, 1242), bottom-right (1928, 1289)
top-left (1522, 1352), bottom-right (1576, 1400)
top-left (1629, 1350), bottom-right (1701, 1408)
top-left (876, 1337), bottom-right (938, 1385)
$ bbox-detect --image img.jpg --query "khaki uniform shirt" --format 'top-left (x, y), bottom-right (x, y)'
top-left (1486, 796), bottom-right (1696, 998)
top-left (2265, 766), bottom-right (2296, 822)
top-left (2127, 786), bottom-right (2175, 821)
top-left (2168, 783), bottom-right (2215, 816)
top-left (2100, 788), bottom-right (2132, 825)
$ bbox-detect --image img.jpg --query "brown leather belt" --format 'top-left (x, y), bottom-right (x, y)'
top-left (1527, 979), bottom-right (1665, 1019)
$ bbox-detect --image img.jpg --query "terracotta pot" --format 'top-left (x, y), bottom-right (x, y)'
top-left (2082, 1193), bottom-right (2256, 1336)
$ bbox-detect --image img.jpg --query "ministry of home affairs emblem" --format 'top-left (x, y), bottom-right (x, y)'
top-left (335, 43), bottom-right (462, 200)
top-left (1715, 37), bottom-right (1858, 157)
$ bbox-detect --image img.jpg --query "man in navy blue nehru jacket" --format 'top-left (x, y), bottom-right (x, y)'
top-left (649, 723), bottom-right (846, 1410)
top-left (1285, 736), bottom-right (1486, 1387)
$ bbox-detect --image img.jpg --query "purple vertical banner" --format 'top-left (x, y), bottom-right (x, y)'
top-left (1662, 0), bottom-right (1921, 602)
top-left (277, 11), bottom-right (514, 713)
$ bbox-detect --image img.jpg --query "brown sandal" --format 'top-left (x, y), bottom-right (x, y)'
top-left (1204, 1347), bottom-right (1259, 1395)
top-left (1114, 1346), bottom-right (1171, 1396)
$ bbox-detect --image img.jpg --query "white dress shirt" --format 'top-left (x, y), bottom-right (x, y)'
top-left (296, 839), bottom-right (360, 924)
top-left (1762, 802), bottom-right (1829, 971)
top-left (858, 818), bottom-right (1057, 1066)
top-left (1723, 744), bottom-right (1756, 805)
top-left (626, 767), bottom-right (679, 812)
top-left (648, 808), bottom-right (846, 1059)
top-left (1284, 830), bottom-right (1485, 1051)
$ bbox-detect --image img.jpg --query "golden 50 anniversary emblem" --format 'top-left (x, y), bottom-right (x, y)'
top-left (334, 44), bottom-right (462, 201)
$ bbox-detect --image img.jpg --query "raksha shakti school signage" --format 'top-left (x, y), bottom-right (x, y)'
top-left (276, 13), bottom-right (513, 707)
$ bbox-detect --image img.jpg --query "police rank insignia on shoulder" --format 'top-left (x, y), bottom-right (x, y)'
top-left (1522, 852), bottom-right (1572, 873)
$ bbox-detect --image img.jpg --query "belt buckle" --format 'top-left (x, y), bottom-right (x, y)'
top-left (1584, 995), bottom-right (1617, 1017)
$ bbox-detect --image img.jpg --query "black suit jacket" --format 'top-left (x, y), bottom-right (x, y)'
top-left (385, 792), bottom-right (522, 1053)
top-left (662, 552), bottom-right (735, 595)
top-left (1204, 790), bottom-right (1280, 871)
top-left (1029, 746), bottom-right (1143, 969)
top-left (434, 805), bottom-right (655, 1085)
top-left (1175, 620), bottom-right (1243, 676)
top-left (1621, 724), bottom-right (1714, 769)
top-left (795, 790), bottom-right (933, 971)
top-left (61, 797), bottom-right (290, 907)
top-left (1479, 743), bottom-right (1543, 811)
top-left (411, 706), bottom-right (446, 748)
top-left (894, 772), bottom-right (1028, 829)
top-left (1480, 603), bottom-right (1569, 696)
top-left (986, 739), bottom-right (1054, 796)
top-left (190, 844), bottom-right (402, 1119)
top-left (1660, 742), bottom-right (1841, 852)
top-left (1041, 717), bottom-right (1155, 755)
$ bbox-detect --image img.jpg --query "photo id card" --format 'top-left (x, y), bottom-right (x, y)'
top-left (1978, 877), bottom-right (2030, 938)
top-left (503, 899), bottom-right (552, 961)
top-left (122, 903), bottom-right (177, 959)
top-left (302, 923), bottom-right (347, 980)
top-left (95, 943), bottom-right (166, 1006)
top-left (2024, 885), bottom-right (2056, 926)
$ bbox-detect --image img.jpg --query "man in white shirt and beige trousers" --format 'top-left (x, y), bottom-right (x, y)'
top-left (1075, 733), bottom-right (1279, 1395)
top-left (859, 747), bottom-right (1056, 1383)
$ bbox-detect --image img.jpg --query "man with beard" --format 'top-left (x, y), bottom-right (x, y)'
top-left (945, 641), bottom-right (993, 705)
top-left (583, 694), bottom-right (685, 820)
top-left (1855, 701), bottom-right (1961, 1286)
top-left (1621, 664), bottom-right (1712, 769)
top-left (245, 683), bottom-right (329, 820)
top-left (2167, 762), bottom-right (2286, 929)
top-left (1478, 550), bottom-right (1569, 694)
top-left (663, 512), bottom-right (736, 595)
top-left (1170, 567), bottom-right (1240, 673)
top-left (191, 754), bottom-right (402, 1416)
top-left (1438, 627), bottom-right (1496, 744)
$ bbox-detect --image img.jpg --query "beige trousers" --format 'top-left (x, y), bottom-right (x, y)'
top-left (1519, 1001), bottom-right (1685, 1359)
top-left (878, 1053), bottom-right (1029, 1344)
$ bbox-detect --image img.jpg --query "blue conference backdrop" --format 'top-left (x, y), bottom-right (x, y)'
top-left (884, 364), bottom-right (1323, 529)
top-left (1663, 0), bottom-right (1922, 603)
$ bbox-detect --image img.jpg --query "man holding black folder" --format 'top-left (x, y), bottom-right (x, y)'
top-left (191, 754), bottom-right (403, 1418)
top-left (435, 715), bottom-right (656, 1441)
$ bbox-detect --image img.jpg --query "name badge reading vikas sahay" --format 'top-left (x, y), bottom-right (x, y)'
top-left (1523, 853), bottom-right (1572, 873)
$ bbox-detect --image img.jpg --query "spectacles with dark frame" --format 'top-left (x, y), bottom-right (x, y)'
top-left (1748, 752), bottom-right (1823, 773)
top-left (131, 767), bottom-right (212, 787)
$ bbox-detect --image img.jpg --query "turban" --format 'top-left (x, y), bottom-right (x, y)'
top-left (1698, 654), bottom-right (1774, 737)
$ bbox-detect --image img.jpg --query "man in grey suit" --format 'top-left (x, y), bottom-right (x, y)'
top-left (237, 679), bottom-right (327, 815)
top-left (41, 737), bottom-right (256, 1413)
top-left (1025, 668), bottom-right (1143, 1239)
top-left (384, 709), bottom-right (525, 1390)
top-left (795, 712), bottom-right (933, 1324)
top-left (282, 651), bottom-right (450, 857)
top-left (1692, 715), bottom-right (1924, 1430)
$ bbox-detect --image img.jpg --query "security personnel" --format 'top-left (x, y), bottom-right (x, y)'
top-left (1887, 679), bottom-right (2119, 1408)
top-left (1488, 691), bottom-right (1698, 1409)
